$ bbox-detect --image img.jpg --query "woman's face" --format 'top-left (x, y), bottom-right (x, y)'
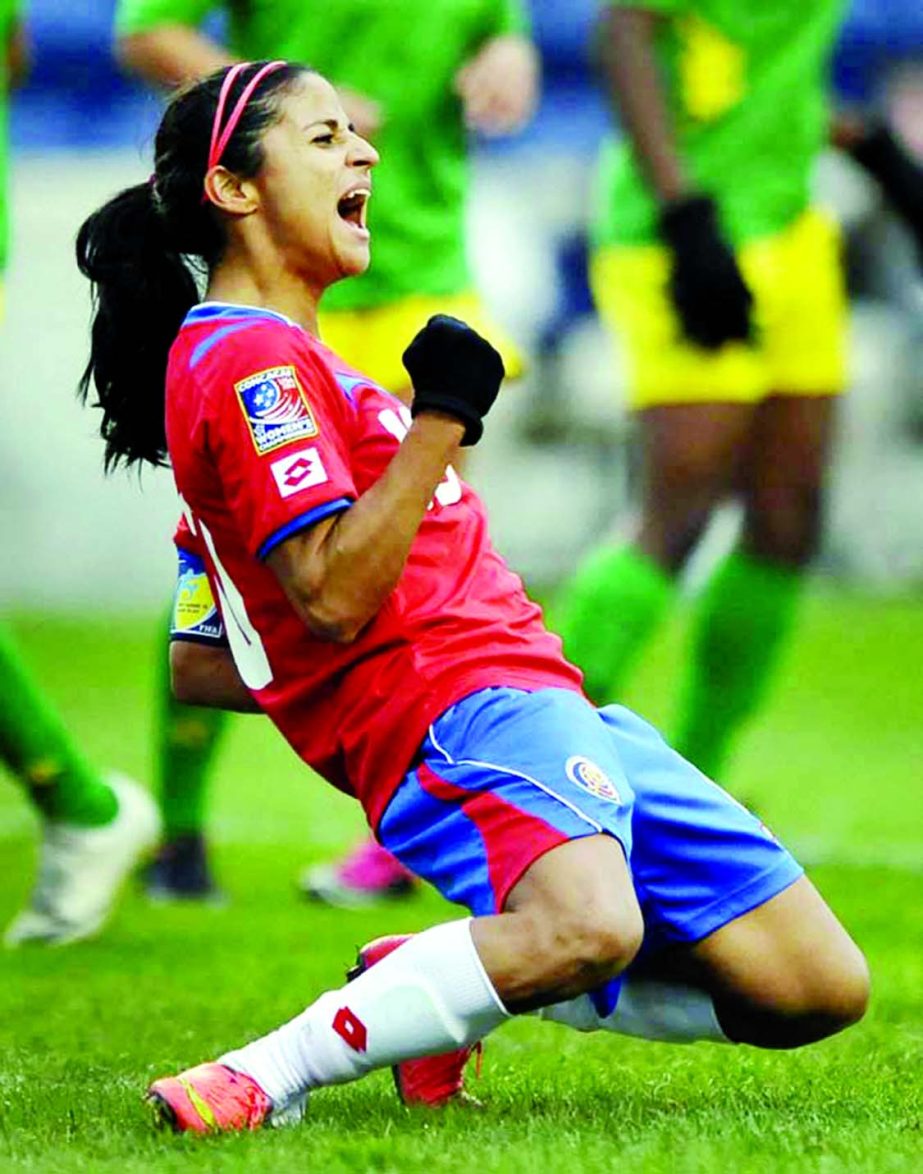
top-left (250, 73), bottom-right (379, 289)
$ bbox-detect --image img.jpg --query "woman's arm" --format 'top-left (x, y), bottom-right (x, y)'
top-left (117, 22), bottom-right (234, 88)
top-left (454, 34), bottom-right (540, 137)
top-left (267, 412), bottom-right (465, 644)
top-left (170, 640), bottom-right (262, 712)
top-left (600, 6), bottom-right (688, 203)
top-left (599, 5), bottom-right (752, 349)
top-left (267, 316), bottom-right (502, 645)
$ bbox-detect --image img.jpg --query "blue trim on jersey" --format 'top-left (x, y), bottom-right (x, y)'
top-left (333, 371), bottom-right (405, 406)
top-left (332, 372), bottom-right (367, 403)
top-left (256, 496), bottom-right (353, 561)
top-left (184, 302), bottom-right (294, 327)
top-left (189, 321), bottom-right (264, 369)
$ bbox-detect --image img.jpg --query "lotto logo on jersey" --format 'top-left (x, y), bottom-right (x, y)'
top-left (235, 365), bottom-right (318, 454)
top-left (565, 756), bottom-right (622, 804)
top-left (271, 447), bottom-right (329, 497)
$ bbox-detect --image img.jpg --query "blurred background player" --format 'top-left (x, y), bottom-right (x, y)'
top-left (557, 0), bottom-right (923, 787)
top-left (114, 0), bottom-right (539, 905)
top-left (0, 1), bottom-right (158, 947)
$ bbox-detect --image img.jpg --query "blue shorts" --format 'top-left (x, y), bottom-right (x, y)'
top-left (378, 687), bottom-right (803, 952)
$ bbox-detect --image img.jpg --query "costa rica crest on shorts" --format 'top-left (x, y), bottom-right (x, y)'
top-left (565, 755), bottom-right (622, 804)
top-left (235, 365), bottom-right (318, 454)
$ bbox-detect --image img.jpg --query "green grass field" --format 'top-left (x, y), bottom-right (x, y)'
top-left (2, 592), bottom-right (922, 1172)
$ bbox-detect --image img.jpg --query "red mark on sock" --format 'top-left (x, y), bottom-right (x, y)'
top-left (332, 1006), bottom-right (368, 1052)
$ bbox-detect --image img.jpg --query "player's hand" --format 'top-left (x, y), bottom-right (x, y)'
top-left (849, 124), bottom-right (923, 268)
top-left (335, 85), bottom-right (384, 140)
top-left (403, 315), bottom-right (505, 446)
top-left (454, 35), bottom-right (539, 137)
top-left (659, 194), bottom-right (753, 350)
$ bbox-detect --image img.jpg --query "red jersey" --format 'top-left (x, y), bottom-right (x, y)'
top-left (166, 303), bottom-right (583, 827)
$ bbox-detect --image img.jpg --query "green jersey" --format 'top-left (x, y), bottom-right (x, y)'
top-left (116, 0), bottom-right (527, 310)
top-left (594, 0), bottom-right (846, 248)
top-left (0, 0), bottom-right (18, 274)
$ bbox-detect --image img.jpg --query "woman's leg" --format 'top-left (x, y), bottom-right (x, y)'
top-left (558, 401), bottom-right (753, 703)
top-left (540, 702), bottom-right (867, 1051)
top-left (676, 874), bottom-right (868, 1048)
top-left (149, 833), bottom-right (643, 1129)
top-left (541, 875), bottom-right (867, 1050)
top-left (473, 834), bottom-right (643, 1012)
top-left (672, 394), bottom-right (838, 777)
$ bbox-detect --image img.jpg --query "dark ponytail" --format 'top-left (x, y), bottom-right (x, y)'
top-left (77, 61), bottom-right (309, 471)
top-left (76, 182), bottom-right (198, 471)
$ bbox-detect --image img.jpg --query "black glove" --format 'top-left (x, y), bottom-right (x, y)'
top-left (850, 124), bottom-right (923, 264)
top-left (659, 194), bottom-right (753, 350)
top-left (402, 314), bottom-right (505, 446)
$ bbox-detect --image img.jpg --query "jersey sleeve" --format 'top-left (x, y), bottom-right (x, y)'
top-left (200, 322), bottom-right (358, 561)
top-left (171, 518), bottom-right (227, 645)
top-left (115, 0), bottom-right (217, 37)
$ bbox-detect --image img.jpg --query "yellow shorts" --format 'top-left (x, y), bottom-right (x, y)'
top-left (318, 290), bottom-right (525, 399)
top-left (591, 208), bottom-right (848, 409)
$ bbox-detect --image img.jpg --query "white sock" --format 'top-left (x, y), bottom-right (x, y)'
top-left (540, 978), bottom-right (730, 1044)
top-left (220, 919), bottom-right (508, 1107)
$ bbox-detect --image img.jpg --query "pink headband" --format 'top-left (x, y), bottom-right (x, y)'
top-left (204, 60), bottom-right (287, 189)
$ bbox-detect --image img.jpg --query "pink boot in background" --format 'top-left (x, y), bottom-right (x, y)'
top-left (300, 837), bottom-right (417, 907)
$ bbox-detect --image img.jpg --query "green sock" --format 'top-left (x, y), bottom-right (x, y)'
top-left (672, 550), bottom-right (804, 779)
top-left (556, 545), bottom-right (675, 702)
top-left (156, 643), bottom-right (228, 840)
top-left (0, 622), bottom-right (117, 827)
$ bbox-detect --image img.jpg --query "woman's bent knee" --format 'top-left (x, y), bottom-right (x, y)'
top-left (542, 902), bottom-right (644, 996)
top-left (492, 834), bottom-right (644, 1010)
top-left (811, 941), bottom-right (870, 1033)
top-left (719, 941), bottom-right (870, 1049)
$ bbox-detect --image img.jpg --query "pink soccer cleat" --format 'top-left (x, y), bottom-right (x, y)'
top-left (348, 934), bottom-right (483, 1107)
top-left (146, 1062), bottom-right (276, 1134)
top-left (300, 838), bottom-right (417, 907)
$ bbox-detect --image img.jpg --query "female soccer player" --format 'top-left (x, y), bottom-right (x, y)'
top-left (77, 62), bottom-right (868, 1132)
top-left (115, 0), bottom-right (538, 904)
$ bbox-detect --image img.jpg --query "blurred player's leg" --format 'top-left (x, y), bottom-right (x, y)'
top-left (558, 401), bottom-right (752, 704)
top-left (0, 623), bottom-right (160, 946)
top-left (147, 636), bottom-right (226, 900)
top-left (0, 621), bottom-right (117, 827)
top-left (554, 545), bottom-right (675, 704)
top-left (672, 394), bottom-right (837, 776)
top-left (558, 239), bottom-right (762, 707)
top-left (671, 549), bottom-right (804, 778)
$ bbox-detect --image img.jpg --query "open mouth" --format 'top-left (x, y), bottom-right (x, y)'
top-left (337, 188), bottom-right (370, 233)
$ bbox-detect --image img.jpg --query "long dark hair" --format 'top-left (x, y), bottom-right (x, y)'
top-left (76, 61), bottom-right (307, 471)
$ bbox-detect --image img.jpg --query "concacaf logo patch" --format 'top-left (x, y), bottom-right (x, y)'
top-left (235, 365), bottom-right (318, 454)
top-left (565, 756), bottom-right (622, 804)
